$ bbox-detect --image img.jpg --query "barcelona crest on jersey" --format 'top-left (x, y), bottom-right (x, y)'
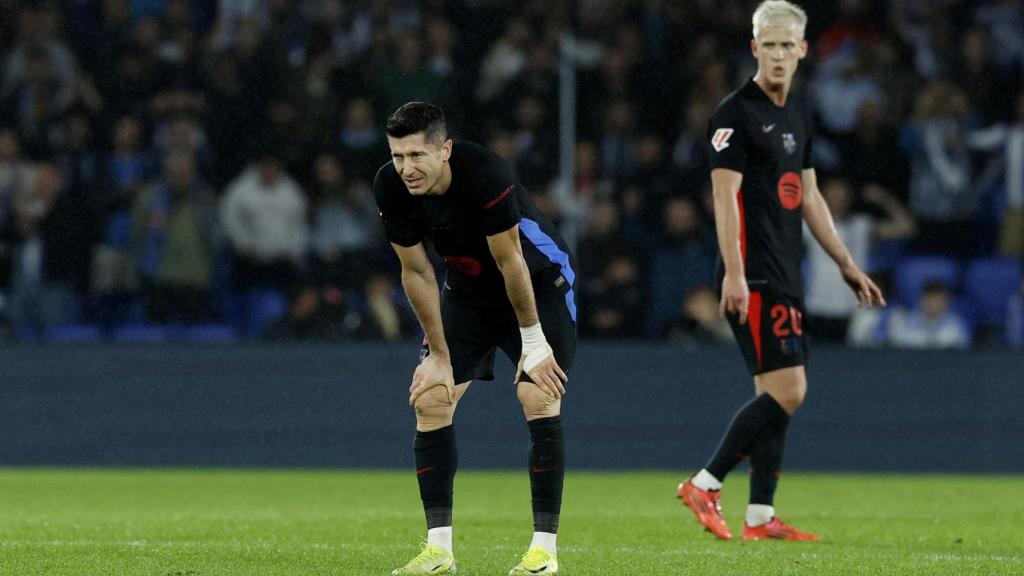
top-left (782, 133), bottom-right (797, 155)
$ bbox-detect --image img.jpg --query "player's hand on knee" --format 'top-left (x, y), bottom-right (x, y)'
top-left (519, 324), bottom-right (567, 399)
top-left (409, 354), bottom-right (455, 406)
top-left (514, 353), bottom-right (568, 399)
top-left (526, 351), bottom-right (568, 400)
top-left (720, 273), bottom-right (750, 324)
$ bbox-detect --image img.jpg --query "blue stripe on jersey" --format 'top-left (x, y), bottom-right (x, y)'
top-left (518, 218), bottom-right (577, 322)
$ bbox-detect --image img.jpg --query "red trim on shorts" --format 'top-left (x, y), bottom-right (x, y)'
top-left (737, 189), bottom-right (747, 264)
top-left (737, 188), bottom-right (759, 366)
top-left (748, 291), bottom-right (763, 369)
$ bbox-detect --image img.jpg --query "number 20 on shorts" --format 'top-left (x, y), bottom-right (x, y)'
top-left (771, 305), bottom-right (803, 337)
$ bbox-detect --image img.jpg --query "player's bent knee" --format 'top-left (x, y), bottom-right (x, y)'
top-left (413, 385), bottom-right (457, 429)
top-left (516, 381), bottom-right (561, 420)
top-left (769, 387), bottom-right (805, 414)
top-left (759, 367), bottom-right (807, 414)
top-left (782, 392), bottom-right (805, 413)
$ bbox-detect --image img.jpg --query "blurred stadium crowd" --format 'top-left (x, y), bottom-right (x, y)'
top-left (0, 0), bottom-right (1022, 347)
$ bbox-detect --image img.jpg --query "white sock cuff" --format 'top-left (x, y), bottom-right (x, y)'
top-left (530, 531), bottom-right (557, 555)
top-left (746, 504), bottom-right (775, 527)
top-left (692, 468), bottom-right (723, 491)
top-left (427, 526), bottom-right (453, 553)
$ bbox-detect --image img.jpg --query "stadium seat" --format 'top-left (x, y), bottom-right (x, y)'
top-left (952, 296), bottom-right (977, 335)
top-left (112, 324), bottom-right (174, 343)
top-left (10, 325), bottom-right (40, 342)
top-left (964, 257), bottom-right (1023, 326)
top-left (867, 238), bottom-right (909, 274)
top-left (207, 248), bottom-right (237, 322)
top-left (43, 324), bottom-right (104, 343)
top-left (185, 324), bottom-right (238, 343)
top-left (647, 249), bottom-right (716, 336)
top-left (243, 288), bottom-right (288, 338)
top-left (894, 256), bottom-right (961, 306)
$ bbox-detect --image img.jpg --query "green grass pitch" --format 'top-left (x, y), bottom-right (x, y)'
top-left (0, 469), bottom-right (1021, 575)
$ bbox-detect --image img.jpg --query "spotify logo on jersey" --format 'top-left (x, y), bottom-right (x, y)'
top-left (777, 172), bottom-right (803, 210)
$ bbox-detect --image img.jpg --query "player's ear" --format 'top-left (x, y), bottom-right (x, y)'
top-left (799, 39), bottom-right (808, 59)
top-left (442, 139), bottom-right (453, 162)
top-left (750, 38), bottom-right (758, 58)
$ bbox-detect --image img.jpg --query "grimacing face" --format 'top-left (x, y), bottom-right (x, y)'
top-left (752, 25), bottom-right (807, 91)
top-left (388, 132), bottom-right (453, 196)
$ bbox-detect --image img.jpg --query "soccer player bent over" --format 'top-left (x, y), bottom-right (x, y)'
top-left (376, 102), bottom-right (576, 574)
top-left (677, 1), bottom-right (884, 542)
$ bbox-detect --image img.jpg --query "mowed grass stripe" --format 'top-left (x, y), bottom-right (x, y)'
top-left (0, 469), bottom-right (1021, 575)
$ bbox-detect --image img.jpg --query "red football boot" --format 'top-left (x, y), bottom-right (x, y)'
top-left (742, 517), bottom-right (821, 541)
top-left (677, 479), bottom-right (733, 540)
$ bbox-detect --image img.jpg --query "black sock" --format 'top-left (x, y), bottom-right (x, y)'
top-left (705, 393), bottom-right (789, 483)
top-left (528, 416), bottom-right (565, 534)
top-left (414, 426), bottom-right (457, 529)
top-left (750, 413), bottom-right (790, 506)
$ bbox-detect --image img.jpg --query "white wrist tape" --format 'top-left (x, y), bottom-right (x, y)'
top-left (520, 323), bottom-right (552, 373)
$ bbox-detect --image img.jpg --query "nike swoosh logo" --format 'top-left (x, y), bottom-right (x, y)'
top-left (416, 466), bottom-right (436, 475)
top-left (762, 123), bottom-right (776, 133)
top-left (528, 566), bottom-right (549, 574)
top-left (531, 466), bottom-right (559, 474)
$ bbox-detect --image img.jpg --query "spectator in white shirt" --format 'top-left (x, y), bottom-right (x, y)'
top-left (219, 151), bottom-right (308, 295)
top-left (887, 280), bottom-right (971, 350)
top-left (804, 178), bottom-right (915, 342)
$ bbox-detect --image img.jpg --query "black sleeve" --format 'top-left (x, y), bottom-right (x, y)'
top-left (803, 133), bottom-right (815, 169)
top-left (707, 101), bottom-right (748, 173)
top-left (471, 154), bottom-right (521, 236)
top-left (373, 167), bottom-right (423, 247)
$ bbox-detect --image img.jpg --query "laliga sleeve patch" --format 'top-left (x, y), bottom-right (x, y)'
top-left (711, 128), bottom-right (734, 152)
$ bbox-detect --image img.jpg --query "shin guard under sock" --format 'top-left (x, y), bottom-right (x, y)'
top-left (705, 393), bottom-right (789, 483)
top-left (528, 416), bottom-right (565, 534)
top-left (749, 410), bottom-right (790, 505)
top-left (414, 425), bottom-right (457, 529)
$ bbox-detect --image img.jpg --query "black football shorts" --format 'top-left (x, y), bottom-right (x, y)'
top-left (420, 269), bottom-right (577, 384)
top-left (726, 288), bottom-right (808, 376)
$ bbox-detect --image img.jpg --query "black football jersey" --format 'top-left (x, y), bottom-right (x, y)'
top-left (374, 141), bottom-right (576, 317)
top-left (708, 78), bottom-right (814, 298)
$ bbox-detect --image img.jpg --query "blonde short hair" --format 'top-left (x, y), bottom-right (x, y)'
top-left (752, 0), bottom-right (807, 40)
